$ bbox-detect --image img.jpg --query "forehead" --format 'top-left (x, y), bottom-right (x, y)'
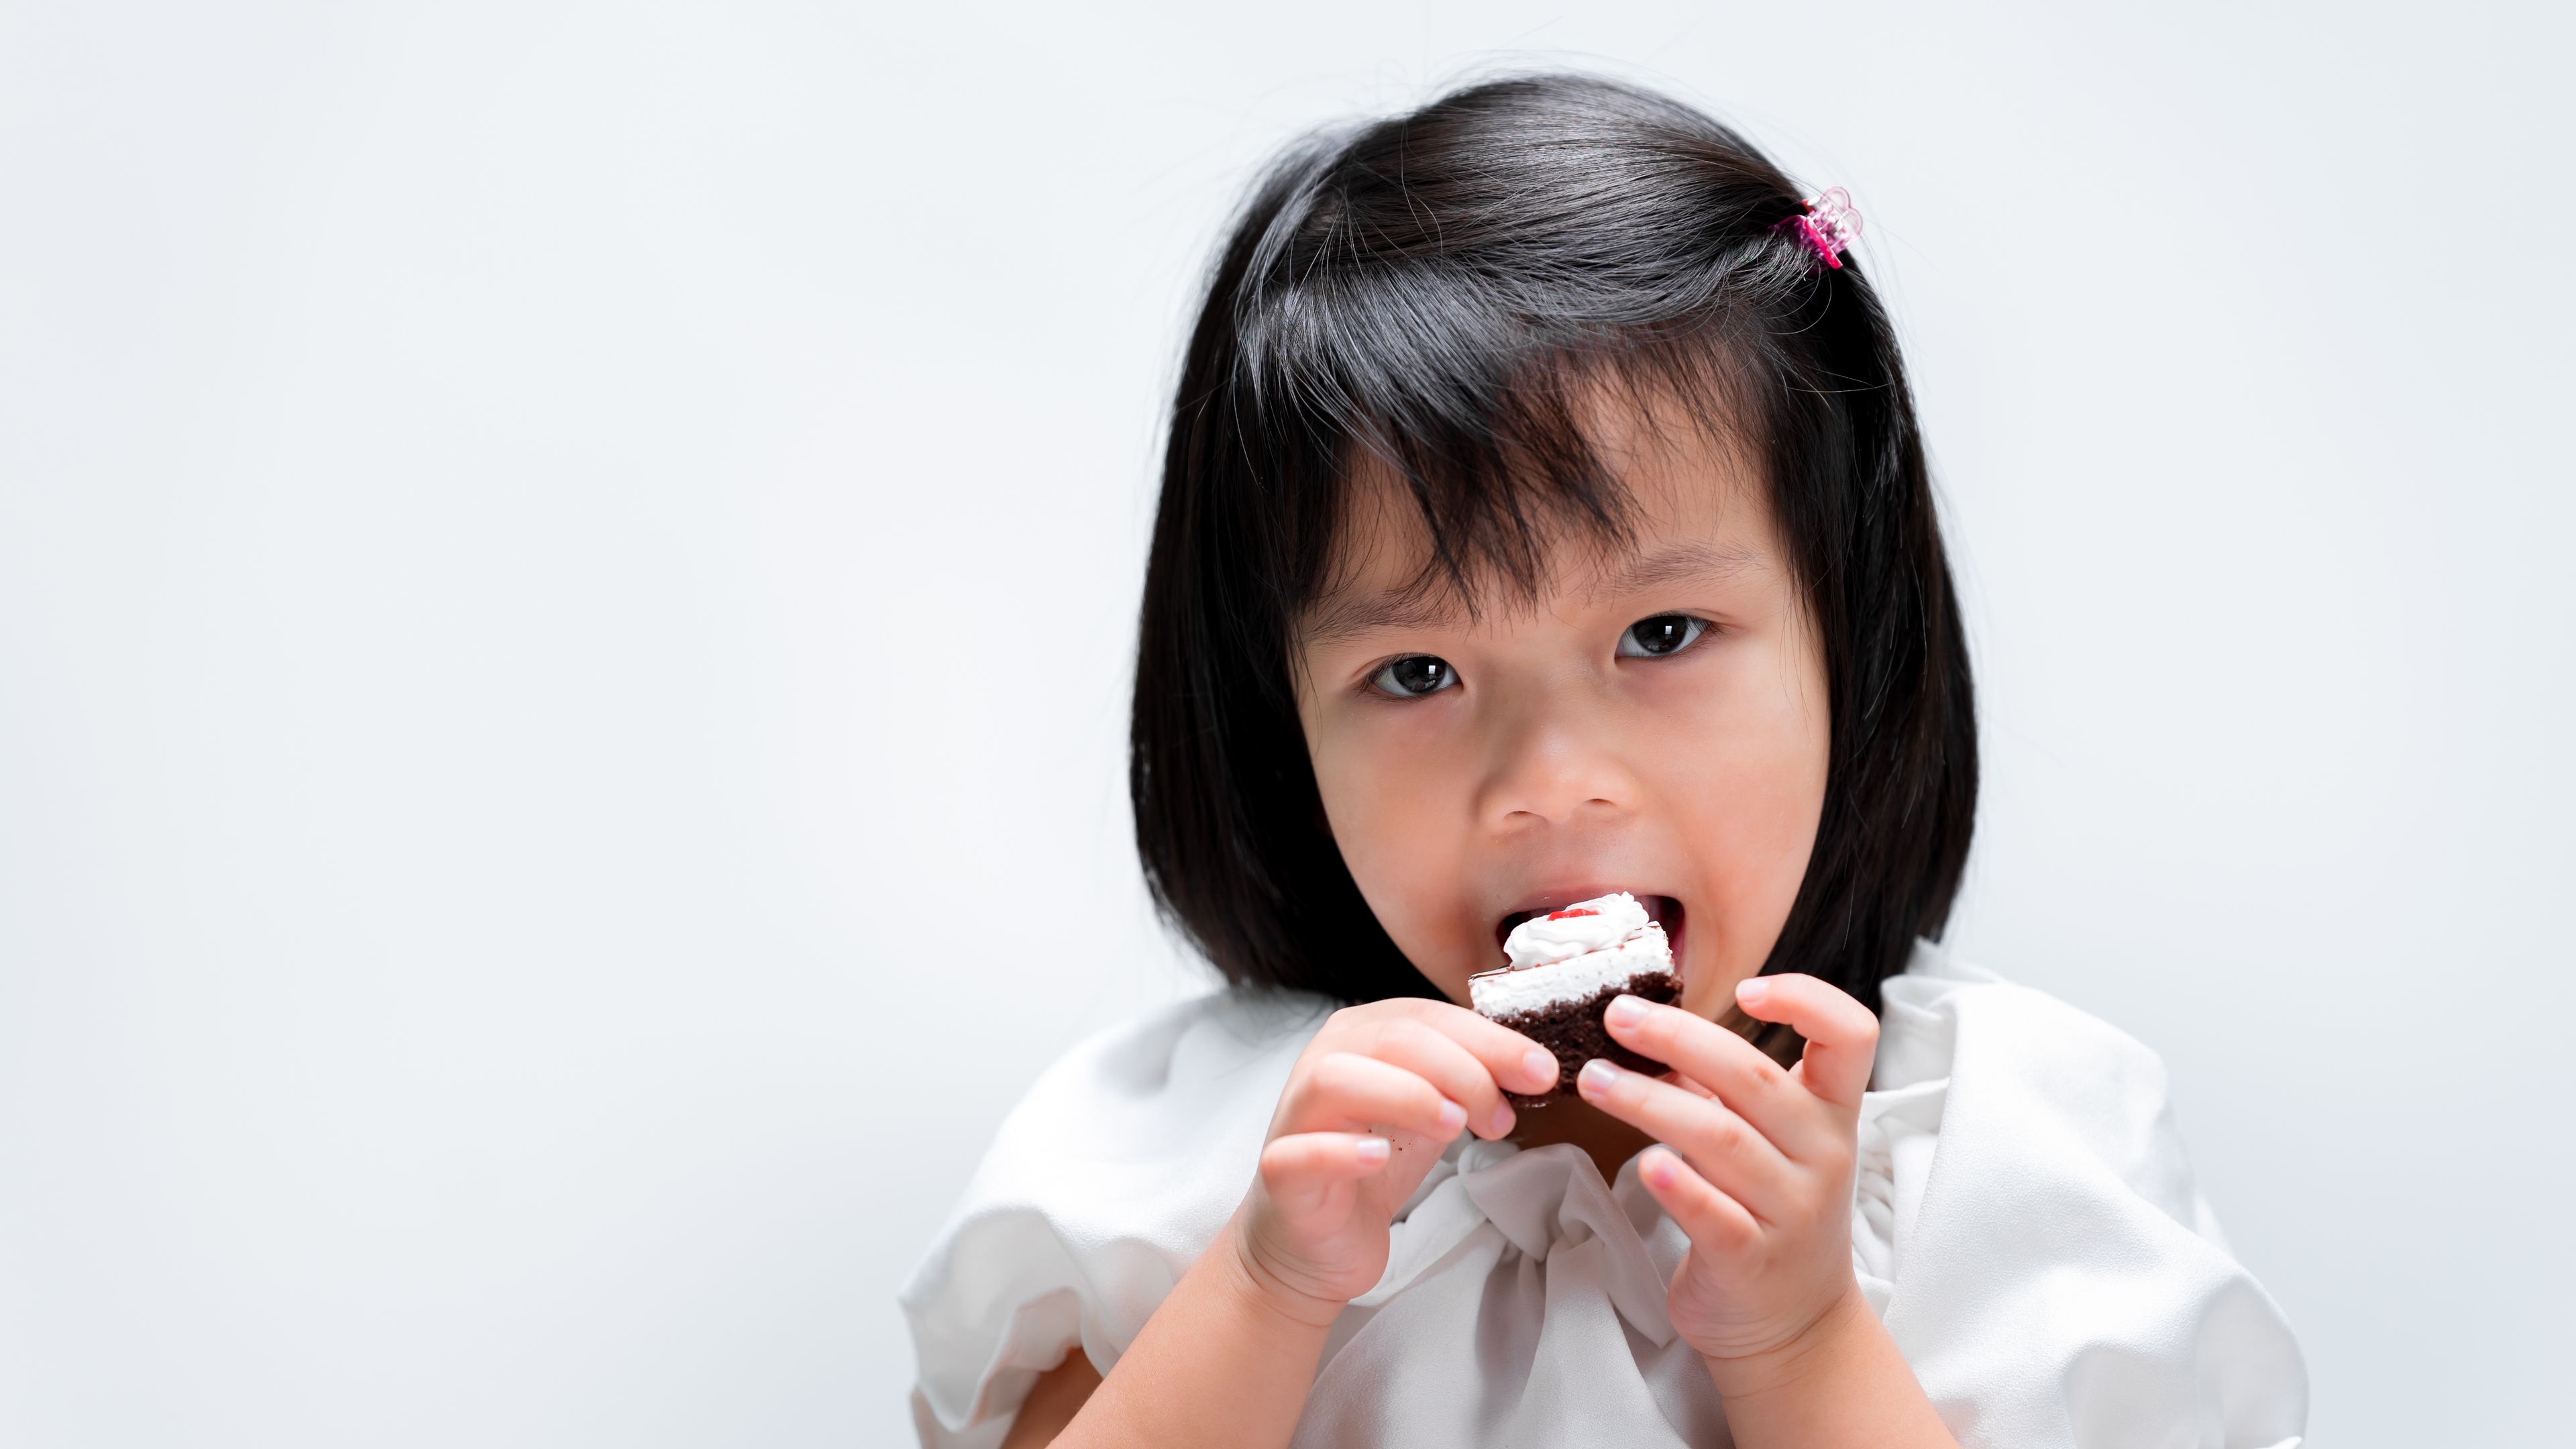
top-left (1303, 390), bottom-right (1778, 641)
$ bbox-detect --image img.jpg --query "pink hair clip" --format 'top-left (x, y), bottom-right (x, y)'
top-left (1777, 186), bottom-right (1862, 270)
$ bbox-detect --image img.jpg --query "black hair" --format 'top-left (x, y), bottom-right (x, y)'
top-left (1128, 74), bottom-right (1976, 1022)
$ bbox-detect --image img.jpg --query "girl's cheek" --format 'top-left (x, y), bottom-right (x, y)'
top-left (1325, 723), bottom-right (1458, 863)
top-left (1320, 694), bottom-right (1470, 801)
top-left (1309, 709), bottom-right (1485, 987)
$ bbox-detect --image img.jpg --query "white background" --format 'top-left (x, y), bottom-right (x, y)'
top-left (3, 2), bottom-right (2567, 1444)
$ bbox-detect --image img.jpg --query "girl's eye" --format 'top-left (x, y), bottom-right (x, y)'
top-left (1617, 614), bottom-right (1708, 659)
top-left (1370, 655), bottom-right (1458, 697)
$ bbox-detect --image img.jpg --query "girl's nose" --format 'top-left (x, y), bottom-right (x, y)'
top-left (1478, 696), bottom-right (1640, 833)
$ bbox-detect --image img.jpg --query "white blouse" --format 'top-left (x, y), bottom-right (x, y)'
top-left (901, 944), bottom-right (2307, 1447)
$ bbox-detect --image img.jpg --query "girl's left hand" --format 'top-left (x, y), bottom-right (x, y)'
top-left (1574, 973), bottom-right (1878, 1387)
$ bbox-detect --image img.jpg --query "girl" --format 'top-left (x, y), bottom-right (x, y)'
top-left (904, 75), bottom-right (2306, 1448)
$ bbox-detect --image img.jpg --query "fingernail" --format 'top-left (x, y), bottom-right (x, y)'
top-left (1522, 1047), bottom-right (1560, 1089)
top-left (1578, 1059), bottom-right (1621, 1095)
top-left (1641, 1147), bottom-right (1676, 1189)
top-left (1436, 1099), bottom-right (1467, 1135)
top-left (1604, 995), bottom-right (1646, 1028)
top-left (1356, 1136), bottom-right (1390, 1165)
top-left (1736, 977), bottom-right (1768, 1005)
top-left (1482, 1101), bottom-right (1516, 1138)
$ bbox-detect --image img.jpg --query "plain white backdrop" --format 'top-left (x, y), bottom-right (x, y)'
top-left (2, 1), bottom-right (2567, 1444)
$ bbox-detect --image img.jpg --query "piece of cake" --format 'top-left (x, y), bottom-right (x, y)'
top-left (1469, 891), bottom-right (1681, 1098)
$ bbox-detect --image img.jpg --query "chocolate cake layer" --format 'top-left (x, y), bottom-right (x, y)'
top-left (1487, 969), bottom-right (1682, 1100)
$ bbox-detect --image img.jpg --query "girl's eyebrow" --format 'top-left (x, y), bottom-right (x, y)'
top-left (1299, 584), bottom-right (1470, 647)
top-left (1303, 541), bottom-right (1760, 645)
top-left (1577, 540), bottom-right (1759, 604)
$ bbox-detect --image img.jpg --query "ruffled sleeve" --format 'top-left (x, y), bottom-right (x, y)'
top-left (900, 988), bottom-right (1330, 1448)
top-left (1851, 945), bottom-right (2309, 1448)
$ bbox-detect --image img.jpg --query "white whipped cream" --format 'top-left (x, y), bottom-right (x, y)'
top-left (1470, 928), bottom-right (1671, 1017)
top-left (1500, 891), bottom-right (1653, 969)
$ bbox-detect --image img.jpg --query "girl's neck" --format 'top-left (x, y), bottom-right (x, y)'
top-left (1506, 1093), bottom-right (1655, 1185)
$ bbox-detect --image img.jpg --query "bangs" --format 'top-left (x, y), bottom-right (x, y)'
top-left (1289, 343), bottom-right (1773, 623)
top-left (1225, 99), bottom-right (1816, 621)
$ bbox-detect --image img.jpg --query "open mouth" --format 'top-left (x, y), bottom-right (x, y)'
top-left (1493, 893), bottom-right (1687, 967)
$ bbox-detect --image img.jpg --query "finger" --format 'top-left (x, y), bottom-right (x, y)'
top-left (1346, 1014), bottom-right (1522, 1139)
top-left (1599, 994), bottom-right (1826, 1156)
top-left (1283, 1051), bottom-right (1469, 1142)
top-left (1734, 975), bottom-right (1880, 1109)
top-left (1383, 998), bottom-right (1564, 1097)
top-left (1633, 1145), bottom-right (1761, 1257)
top-left (1258, 1132), bottom-right (1389, 1214)
top-left (1574, 1057), bottom-right (1796, 1222)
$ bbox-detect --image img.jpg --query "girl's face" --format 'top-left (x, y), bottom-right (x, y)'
top-left (1293, 405), bottom-right (1829, 1020)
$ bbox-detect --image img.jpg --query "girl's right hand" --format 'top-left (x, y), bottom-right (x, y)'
top-left (1226, 1000), bottom-right (1562, 1326)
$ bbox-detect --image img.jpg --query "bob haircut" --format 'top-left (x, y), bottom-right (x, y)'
top-left (1130, 74), bottom-right (1976, 1022)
